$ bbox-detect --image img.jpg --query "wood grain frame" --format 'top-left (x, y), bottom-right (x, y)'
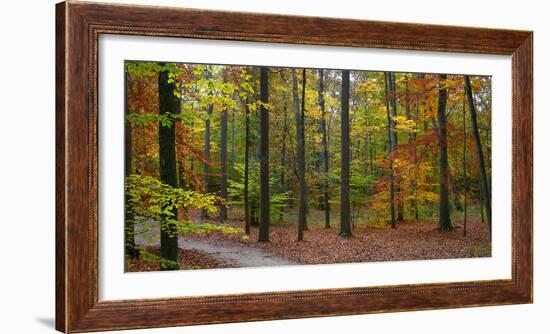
top-left (55, 1), bottom-right (533, 332)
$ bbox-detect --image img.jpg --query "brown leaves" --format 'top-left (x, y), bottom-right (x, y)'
top-left (186, 216), bottom-right (491, 266)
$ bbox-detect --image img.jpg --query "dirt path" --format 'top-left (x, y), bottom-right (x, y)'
top-left (135, 232), bottom-right (299, 267)
top-left (178, 237), bottom-right (299, 267)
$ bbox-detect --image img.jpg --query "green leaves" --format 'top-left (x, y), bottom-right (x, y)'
top-left (228, 162), bottom-right (291, 221)
top-left (125, 174), bottom-right (242, 244)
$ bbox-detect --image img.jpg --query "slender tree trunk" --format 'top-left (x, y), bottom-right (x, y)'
top-left (404, 75), bottom-right (415, 220)
top-left (201, 69), bottom-right (213, 220)
top-left (437, 74), bottom-right (453, 231)
top-left (231, 109), bottom-right (235, 180)
top-left (158, 65), bottom-right (180, 270)
top-left (370, 133), bottom-right (376, 173)
top-left (258, 67), bottom-right (270, 242)
top-left (448, 169), bottom-right (463, 211)
top-left (413, 84), bottom-right (420, 221)
top-left (463, 95), bottom-right (468, 236)
top-left (178, 162), bottom-right (187, 220)
top-left (464, 75), bottom-right (491, 237)
top-left (318, 69), bottom-right (331, 228)
top-left (301, 69), bottom-right (309, 231)
top-left (220, 108), bottom-right (228, 222)
top-left (479, 180), bottom-right (485, 223)
top-left (293, 69), bottom-right (307, 241)
top-left (385, 72), bottom-right (397, 229)
top-left (279, 101), bottom-right (288, 223)
top-left (244, 99), bottom-right (251, 234)
top-left (389, 73), bottom-right (404, 222)
top-left (339, 70), bottom-right (352, 237)
top-left (365, 112), bottom-right (369, 177)
top-left (124, 68), bottom-right (138, 258)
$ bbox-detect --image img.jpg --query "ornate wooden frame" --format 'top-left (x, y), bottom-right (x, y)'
top-left (56, 1), bottom-right (533, 332)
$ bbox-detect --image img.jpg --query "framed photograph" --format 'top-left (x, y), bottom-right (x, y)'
top-left (56, 1), bottom-right (532, 332)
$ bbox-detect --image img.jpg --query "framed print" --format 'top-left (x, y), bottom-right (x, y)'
top-left (56, 1), bottom-right (533, 332)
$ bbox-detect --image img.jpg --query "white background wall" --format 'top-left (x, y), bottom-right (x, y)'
top-left (0, 0), bottom-right (546, 333)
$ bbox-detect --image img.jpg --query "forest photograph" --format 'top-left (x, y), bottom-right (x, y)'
top-left (124, 61), bottom-right (492, 272)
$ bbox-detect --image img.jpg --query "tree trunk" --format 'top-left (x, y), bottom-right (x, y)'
top-left (258, 67), bottom-right (270, 242)
top-left (201, 69), bottom-right (213, 220)
top-left (279, 100), bottom-right (288, 223)
top-left (448, 169), bottom-right (463, 211)
top-left (339, 70), bottom-right (352, 237)
top-left (158, 65), bottom-right (180, 270)
top-left (385, 72), bottom-right (397, 229)
top-left (318, 69), bottom-right (331, 228)
top-left (244, 99), bottom-right (251, 235)
top-left (464, 75), bottom-right (491, 236)
top-left (389, 73), bottom-right (404, 222)
top-left (364, 103), bottom-right (370, 177)
top-left (231, 109), bottom-right (235, 180)
top-left (177, 162), bottom-right (187, 221)
top-left (220, 108), bottom-right (228, 221)
top-left (293, 69), bottom-right (307, 241)
top-left (479, 180), bottom-right (485, 223)
top-left (463, 95), bottom-right (468, 236)
top-left (300, 69), bottom-right (309, 231)
top-left (124, 68), bottom-right (138, 258)
top-left (437, 74), bottom-right (453, 231)
top-left (413, 78), bottom-right (421, 221)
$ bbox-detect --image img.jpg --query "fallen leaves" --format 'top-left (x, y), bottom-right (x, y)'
top-left (126, 246), bottom-right (235, 272)
top-left (188, 217), bottom-right (491, 266)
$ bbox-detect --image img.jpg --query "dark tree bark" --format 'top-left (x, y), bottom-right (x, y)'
top-left (219, 108), bottom-right (228, 221)
top-left (293, 69), bottom-right (307, 241)
top-left (464, 75), bottom-right (491, 236)
top-left (158, 65), bottom-right (180, 270)
top-left (244, 99), bottom-right (251, 235)
top-left (339, 70), bottom-right (352, 237)
top-left (385, 72), bottom-right (397, 229)
top-left (463, 95), bottom-right (468, 236)
top-left (124, 68), bottom-right (138, 258)
top-left (436, 74), bottom-right (453, 231)
top-left (201, 68), bottom-right (213, 220)
top-left (318, 69), bottom-right (331, 228)
top-left (258, 66), bottom-right (270, 242)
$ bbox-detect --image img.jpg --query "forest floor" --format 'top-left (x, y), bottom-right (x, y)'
top-left (128, 208), bottom-right (491, 271)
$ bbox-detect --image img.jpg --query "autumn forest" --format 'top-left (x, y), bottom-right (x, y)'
top-left (124, 61), bottom-right (492, 272)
